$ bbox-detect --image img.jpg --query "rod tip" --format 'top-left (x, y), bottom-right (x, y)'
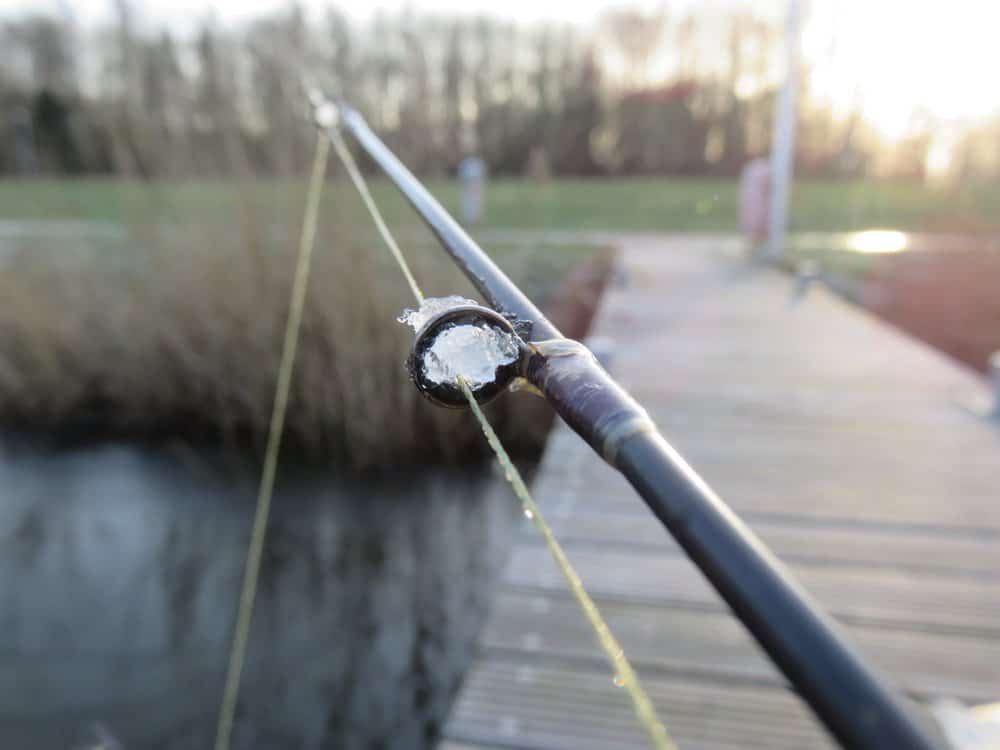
top-left (301, 80), bottom-right (342, 130)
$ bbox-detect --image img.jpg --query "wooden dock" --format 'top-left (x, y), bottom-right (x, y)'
top-left (442, 236), bottom-right (1000, 749)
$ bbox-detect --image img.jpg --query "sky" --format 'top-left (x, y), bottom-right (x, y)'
top-left (803, 2), bottom-right (1000, 140)
top-left (4, 0), bottom-right (1000, 142)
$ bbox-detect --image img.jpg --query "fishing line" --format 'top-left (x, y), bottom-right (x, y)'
top-left (458, 378), bottom-right (675, 750)
top-left (214, 132), bottom-right (330, 750)
top-left (326, 123), bottom-right (425, 304)
top-left (326, 115), bottom-right (676, 750)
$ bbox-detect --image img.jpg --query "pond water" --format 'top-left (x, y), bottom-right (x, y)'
top-left (0, 438), bottom-right (519, 749)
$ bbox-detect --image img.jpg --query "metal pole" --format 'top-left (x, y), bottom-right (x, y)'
top-left (330, 106), bottom-right (943, 750)
top-left (768, 0), bottom-right (801, 260)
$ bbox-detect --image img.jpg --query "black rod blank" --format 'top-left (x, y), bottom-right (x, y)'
top-left (330, 103), bottom-right (943, 750)
top-left (339, 106), bottom-right (560, 343)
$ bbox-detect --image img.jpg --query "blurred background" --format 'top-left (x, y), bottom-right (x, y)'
top-left (2, 0), bottom-right (999, 369)
top-left (5, 0), bottom-right (1000, 184)
top-left (0, 1), bottom-right (998, 749)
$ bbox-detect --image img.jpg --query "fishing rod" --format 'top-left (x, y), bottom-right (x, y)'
top-left (313, 94), bottom-right (943, 750)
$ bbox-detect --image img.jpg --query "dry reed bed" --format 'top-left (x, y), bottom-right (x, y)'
top-left (0, 193), bottom-right (583, 471)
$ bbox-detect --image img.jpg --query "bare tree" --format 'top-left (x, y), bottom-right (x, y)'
top-left (599, 5), bottom-right (668, 90)
top-left (442, 20), bottom-right (466, 169)
top-left (0, 2), bottom-right (890, 180)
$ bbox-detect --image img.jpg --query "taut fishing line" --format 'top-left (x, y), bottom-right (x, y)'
top-left (214, 132), bottom-right (330, 750)
top-left (321, 105), bottom-right (676, 750)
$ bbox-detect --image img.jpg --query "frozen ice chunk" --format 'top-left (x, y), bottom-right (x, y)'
top-left (398, 295), bottom-right (478, 332)
top-left (399, 295), bottom-right (521, 389)
top-left (423, 323), bottom-right (520, 389)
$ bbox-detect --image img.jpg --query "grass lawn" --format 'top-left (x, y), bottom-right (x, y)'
top-left (3, 174), bottom-right (995, 316)
top-left (3, 176), bottom-right (1000, 234)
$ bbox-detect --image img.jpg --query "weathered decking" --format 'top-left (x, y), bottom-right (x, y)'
top-left (442, 236), bottom-right (1000, 749)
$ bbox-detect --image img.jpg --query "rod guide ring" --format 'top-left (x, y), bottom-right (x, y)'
top-left (407, 304), bottom-right (525, 409)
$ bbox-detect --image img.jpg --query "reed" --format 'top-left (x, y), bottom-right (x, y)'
top-left (0, 182), bottom-right (604, 471)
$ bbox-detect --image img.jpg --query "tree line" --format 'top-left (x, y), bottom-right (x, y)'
top-left (0, 3), bottom-right (953, 180)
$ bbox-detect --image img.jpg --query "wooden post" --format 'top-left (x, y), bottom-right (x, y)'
top-left (459, 155), bottom-right (485, 225)
top-left (767, 0), bottom-right (802, 260)
top-left (991, 351), bottom-right (1000, 419)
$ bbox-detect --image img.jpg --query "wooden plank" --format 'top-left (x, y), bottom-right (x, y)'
top-left (502, 544), bottom-right (1000, 636)
top-left (518, 509), bottom-right (1000, 577)
top-left (532, 428), bottom-right (1000, 535)
top-left (448, 658), bottom-right (837, 750)
top-left (443, 236), bottom-right (1000, 749)
top-left (479, 591), bottom-right (1000, 703)
top-left (592, 246), bottom-right (1000, 532)
top-left (535, 450), bottom-right (1000, 532)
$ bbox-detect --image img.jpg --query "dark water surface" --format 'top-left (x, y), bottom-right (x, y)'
top-left (0, 439), bottom-right (519, 749)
